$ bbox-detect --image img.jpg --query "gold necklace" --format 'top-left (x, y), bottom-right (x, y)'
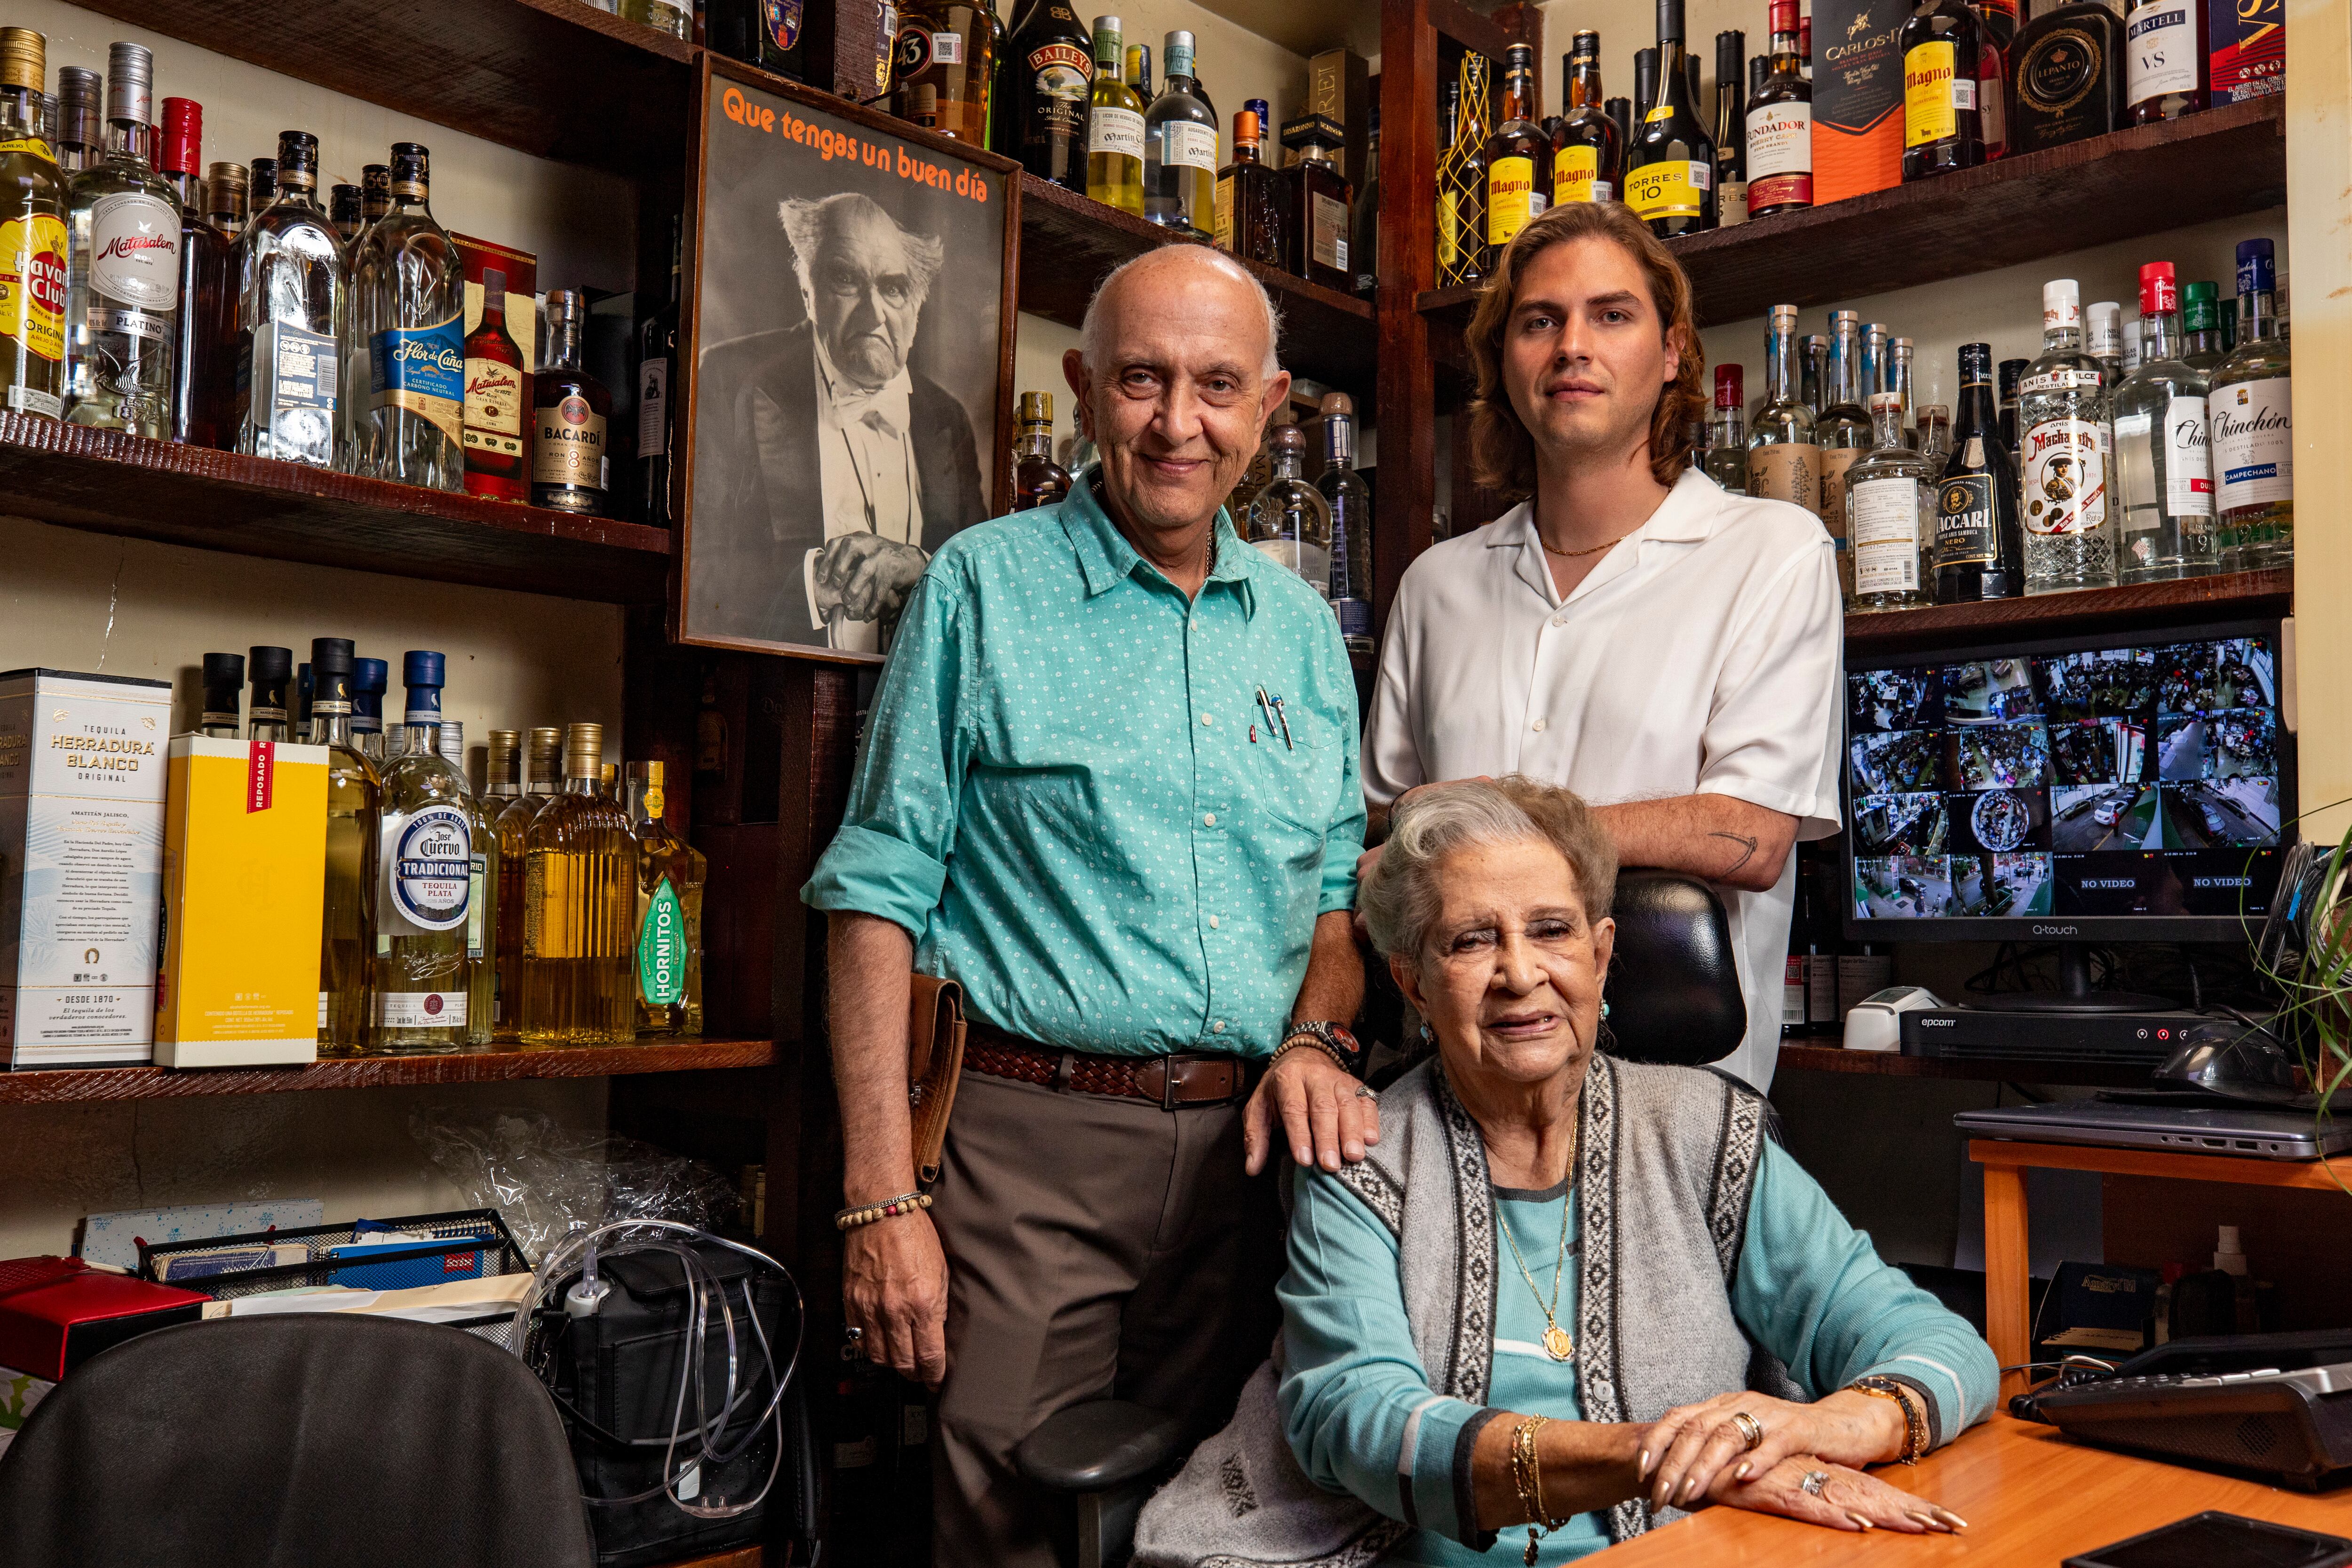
top-left (1494, 1130), bottom-right (1579, 1362)
top-left (1541, 530), bottom-right (1634, 559)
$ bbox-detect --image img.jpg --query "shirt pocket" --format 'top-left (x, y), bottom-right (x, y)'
top-left (1249, 703), bottom-right (1348, 850)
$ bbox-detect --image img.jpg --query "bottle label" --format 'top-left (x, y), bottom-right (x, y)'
top-left (1748, 442), bottom-right (1821, 516)
top-left (467, 851), bottom-right (487, 960)
top-left (2125, 0), bottom-right (2198, 103)
top-left (1936, 474), bottom-right (1997, 566)
top-left (1783, 954), bottom-right (1806, 1029)
top-left (1820, 447), bottom-right (1863, 544)
top-left (1904, 40), bottom-right (1959, 146)
top-left (931, 29), bottom-right (963, 63)
top-left (1975, 49), bottom-right (2000, 143)
top-left (893, 25), bottom-right (935, 78)
top-left (1214, 174), bottom-right (1236, 250)
top-left (1312, 192), bottom-right (1348, 270)
top-left (535, 394), bottom-right (609, 490)
top-left (1594, 180), bottom-right (1615, 201)
top-left (1806, 951), bottom-right (1838, 1025)
top-left (874, 1), bottom-right (897, 92)
top-left (762, 0), bottom-right (803, 49)
top-left (369, 313), bottom-right (466, 446)
top-left (463, 355), bottom-right (525, 455)
top-left (1026, 45), bottom-right (1093, 144)
top-left (87, 192), bottom-right (180, 314)
top-left (1163, 120), bottom-right (1217, 173)
top-left (1553, 143), bottom-right (1600, 203)
top-left (638, 876), bottom-right (688, 1006)
top-left (2020, 367), bottom-right (2101, 394)
top-left (1088, 105), bottom-right (1145, 161)
top-left (376, 990), bottom-right (468, 1029)
top-left (1745, 103), bottom-right (1812, 208)
top-left (638, 356), bottom-right (669, 456)
top-left (2022, 416), bottom-right (2109, 536)
top-left (380, 805), bottom-right (473, 934)
top-left (0, 211), bottom-right (65, 365)
top-left (2018, 26), bottom-right (2108, 113)
top-left (251, 320), bottom-right (337, 428)
top-left (1718, 181), bottom-right (1748, 226)
top-left (2162, 394), bottom-right (2213, 515)
top-left (1624, 159), bottom-right (1708, 221)
top-left (1488, 155), bottom-right (1535, 245)
top-left (2212, 376), bottom-right (2292, 513)
top-left (1851, 476), bottom-right (1927, 593)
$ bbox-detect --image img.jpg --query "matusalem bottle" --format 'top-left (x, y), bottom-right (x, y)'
top-left (347, 143), bottom-right (463, 490)
top-left (0, 28), bottom-right (65, 421)
top-left (522, 722), bottom-right (637, 1047)
top-left (462, 266), bottom-right (530, 502)
top-left (373, 651), bottom-right (485, 1055)
top-left (309, 639), bottom-right (381, 1058)
top-left (1935, 341), bottom-right (2025, 601)
top-left (64, 42), bottom-right (179, 438)
top-left (1551, 31), bottom-right (1621, 205)
top-left (628, 760), bottom-right (705, 1038)
top-left (1627, 0), bottom-right (1716, 237)
top-left (532, 288), bottom-right (612, 515)
top-left (234, 130), bottom-right (340, 467)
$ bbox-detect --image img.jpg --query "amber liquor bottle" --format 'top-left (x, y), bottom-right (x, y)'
top-left (1900, 0), bottom-right (1986, 179)
top-left (1935, 342), bottom-right (2025, 601)
top-left (1012, 389), bottom-right (1070, 508)
top-left (1483, 42), bottom-right (1548, 254)
top-left (462, 266), bottom-right (529, 503)
top-left (1551, 31), bottom-right (1621, 204)
top-left (531, 288), bottom-right (610, 515)
top-left (2009, 2), bottom-right (2124, 152)
top-left (1746, 0), bottom-right (1812, 217)
top-left (1434, 53), bottom-right (1490, 287)
top-left (1280, 119), bottom-right (1351, 292)
top-left (2125, 0), bottom-right (2206, 122)
top-left (1212, 109), bottom-right (1284, 268)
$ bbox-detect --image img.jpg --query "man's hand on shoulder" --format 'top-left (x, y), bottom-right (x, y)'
top-left (1245, 1047), bottom-right (1380, 1175)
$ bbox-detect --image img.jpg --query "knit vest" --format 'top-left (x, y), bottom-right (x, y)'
top-left (1133, 1052), bottom-right (1772, 1567)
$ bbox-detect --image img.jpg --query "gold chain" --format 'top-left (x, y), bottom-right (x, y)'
top-left (1540, 530), bottom-right (1634, 559)
top-left (1494, 1125), bottom-right (1578, 1362)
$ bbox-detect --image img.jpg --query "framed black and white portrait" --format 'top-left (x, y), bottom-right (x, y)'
top-left (677, 56), bottom-right (1017, 660)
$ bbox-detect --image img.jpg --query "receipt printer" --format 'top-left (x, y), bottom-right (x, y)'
top-left (0, 1256), bottom-right (209, 1380)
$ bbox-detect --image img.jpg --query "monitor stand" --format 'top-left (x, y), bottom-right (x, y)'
top-left (1971, 942), bottom-right (2176, 1014)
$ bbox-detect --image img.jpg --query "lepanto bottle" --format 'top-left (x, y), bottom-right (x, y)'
top-left (345, 142), bottom-right (463, 490)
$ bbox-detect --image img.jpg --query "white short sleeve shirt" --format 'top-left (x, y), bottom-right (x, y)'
top-left (1363, 470), bottom-right (1845, 1092)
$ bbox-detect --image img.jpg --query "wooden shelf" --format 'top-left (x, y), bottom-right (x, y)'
top-left (1418, 96), bottom-right (2287, 329)
top-left (0, 1038), bottom-right (775, 1103)
top-left (1843, 567), bottom-right (2292, 657)
top-left (1016, 174), bottom-right (1377, 390)
top-left (1971, 1135), bottom-right (2352, 1191)
top-left (1778, 1042), bottom-right (2159, 1089)
top-left (0, 414), bottom-right (674, 602)
top-left (69, 0), bottom-right (696, 176)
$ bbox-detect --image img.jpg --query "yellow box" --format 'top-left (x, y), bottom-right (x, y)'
top-left (154, 737), bottom-right (327, 1068)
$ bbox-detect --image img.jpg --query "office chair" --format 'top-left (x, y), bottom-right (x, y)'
top-left (0, 1313), bottom-right (596, 1568)
top-left (1016, 871), bottom-right (1744, 1566)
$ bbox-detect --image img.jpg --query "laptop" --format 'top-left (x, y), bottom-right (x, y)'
top-left (1955, 1099), bottom-right (2352, 1161)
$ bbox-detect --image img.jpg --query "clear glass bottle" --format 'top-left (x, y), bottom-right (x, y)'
top-left (435, 714), bottom-right (493, 1046)
top-left (1144, 30), bottom-right (1216, 234)
top-left (2209, 237), bottom-right (2290, 570)
top-left (1818, 310), bottom-right (1870, 602)
top-left (247, 156), bottom-right (276, 212)
top-left (483, 728), bottom-right (521, 1038)
top-left (234, 129), bottom-right (340, 467)
top-left (2019, 277), bottom-right (2117, 593)
top-left (1888, 338), bottom-right (1917, 446)
top-left (1862, 322), bottom-right (1891, 397)
top-left (1916, 403), bottom-right (1951, 463)
top-left (345, 143), bottom-right (461, 490)
top-left (198, 651), bottom-right (243, 736)
top-left (246, 644), bottom-right (293, 742)
top-left (532, 289), bottom-right (612, 515)
top-left (64, 43), bottom-right (178, 438)
top-left (305, 639), bottom-right (380, 1058)
top-left (2113, 261), bottom-right (2215, 583)
top-left (1011, 389), bottom-right (1070, 509)
top-left (370, 652), bottom-right (485, 1054)
top-left (1848, 390), bottom-right (1938, 612)
top-left (1704, 364), bottom-right (1747, 494)
top-left (0, 29), bottom-right (66, 421)
top-left (521, 722), bottom-right (636, 1047)
top-left (1084, 16), bottom-right (1145, 216)
top-left (351, 656), bottom-right (388, 761)
top-left (1245, 424), bottom-right (1333, 597)
top-left (2085, 299), bottom-right (2124, 385)
top-left (1748, 304), bottom-right (1820, 518)
top-left (493, 725), bottom-right (560, 1044)
top-left (2180, 281), bottom-right (2226, 373)
top-left (1316, 391), bottom-right (1373, 657)
top-left (329, 183), bottom-right (362, 246)
top-left (628, 760), bottom-right (705, 1039)
top-left (1797, 333), bottom-right (1825, 416)
top-left (51, 67), bottom-right (97, 175)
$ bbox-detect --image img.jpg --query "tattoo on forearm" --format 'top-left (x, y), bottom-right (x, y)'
top-left (1708, 832), bottom-right (1759, 875)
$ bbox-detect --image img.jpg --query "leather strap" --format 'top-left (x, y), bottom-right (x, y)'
top-left (964, 1021), bottom-right (1251, 1109)
top-left (907, 974), bottom-right (967, 1188)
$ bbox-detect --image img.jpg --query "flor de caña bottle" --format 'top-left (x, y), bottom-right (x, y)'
top-left (347, 143), bottom-right (462, 491)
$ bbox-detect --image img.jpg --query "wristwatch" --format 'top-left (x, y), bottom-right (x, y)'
top-left (1277, 1020), bottom-right (1365, 1076)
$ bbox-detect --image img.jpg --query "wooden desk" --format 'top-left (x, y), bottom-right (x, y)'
top-left (1970, 1139), bottom-right (2352, 1397)
top-left (1602, 1415), bottom-right (2352, 1564)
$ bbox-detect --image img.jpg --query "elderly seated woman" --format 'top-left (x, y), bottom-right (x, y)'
top-left (1136, 777), bottom-right (1996, 1566)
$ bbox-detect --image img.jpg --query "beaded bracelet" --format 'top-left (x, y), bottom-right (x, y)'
top-left (834, 1190), bottom-right (933, 1232)
top-left (1849, 1375), bottom-right (1928, 1464)
top-left (1275, 1021), bottom-right (1363, 1076)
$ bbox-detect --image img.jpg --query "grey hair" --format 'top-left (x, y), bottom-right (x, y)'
top-left (776, 193), bottom-right (945, 303)
top-left (1360, 777), bottom-right (1619, 960)
top-left (1078, 245), bottom-right (1283, 380)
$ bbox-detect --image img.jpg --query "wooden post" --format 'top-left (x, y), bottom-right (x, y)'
top-left (1980, 1156), bottom-right (2033, 1400)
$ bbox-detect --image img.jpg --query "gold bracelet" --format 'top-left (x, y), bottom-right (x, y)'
top-left (1849, 1377), bottom-right (1927, 1464)
top-left (1510, 1415), bottom-right (1564, 1565)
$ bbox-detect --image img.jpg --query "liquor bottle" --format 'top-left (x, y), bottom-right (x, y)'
top-left (307, 639), bottom-right (381, 1058)
top-left (294, 659), bottom-right (314, 737)
top-left (204, 162), bottom-right (244, 240)
top-left (1746, 0), bottom-right (1812, 217)
top-left (1435, 56), bottom-right (1490, 286)
top-left (439, 715), bottom-right (496, 1046)
top-left (2125, 0), bottom-right (2205, 121)
top-left (358, 163), bottom-right (388, 232)
top-left (636, 219), bottom-right (679, 523)
top-left (371, 652), bottom-right (486, 1055)
top-left (892, 0), bottom-right (1001, 143)
top-left (1316, 391), bottom-right (1373, 657)
top-left (1012, 390), bottom-right (1071, 508)
top-left (482, 728), bottom-right (522, 1038)
top-left (51, 67), bottom-right (96, 174)
top-left (1978, 4), bottom-right (2013, 162)
top-left (522, 721), bottom-right (636, 1047)
top-left (1798, 333), bottom-right (1825, 415)
top-left (1485, 42), bottom-right (1549, 254)
top-left (234, 130), bottom-right (340, 467)
top-left (1283, 124), bottom-right (1351, 292)
top-left (1351, 101), bottom-right (1378, 297)
top-left (2180, 281), bottom-right (2225, 372)
top-left (2086, 299), bottom-right (2123, 385)
top-left (329, 183), bottom-right (362, 245)
top-left (1213, 110), bottom-right (1285, 268)
top-left (1818, 310), bottom-right (1871, 601)
top-left (1627, 0), bottom-right (1716, 236)
top-left (1889, 337), bottom-right (1917, 438)
top-left (1705, 365), bottom-right (1747, 494)
top-left (194, 650), bottom-right (243, 736)
top-left (351, 656), bottom-right (388, 761)
top-left (2009, 0), bottom-right (2125, 151)
top-left (1935, 342), bottom-right (2025, 601)
top-left (1710, 31), bottom-right (1746, 225)
top-left (494, 726), bottom-right (559, 1043)
top-left (1996, 356), bottom-right (2026, 451)
top-left (1634, 48), bottom-right (1659, 116)
top-left (244, 643), bottom-right (292, 743)
top-left (438, 719), bottom-right (466, 776)
top-left (1783, 844), bottom-right (1815, 1038)
top-left (462, 267), bottom-right (531, 503)
top-left (2019, 277), bottom-right (2117, 593)
top-left (346, 143), bottom-right (462, 490)
top-left (1748, 305), bottom-right (1820, 516)
top-left (1081, 16), bottom-right (1146, 215)
top-left (0, 30), bottom-right (66, 422)
top-left (998, 0), bottom-right (1092, 191)
top-left (532, 289), bottom-right (611, 515)
top-left (1605, 95), bottom-right (1633, 152)
top-left (1144, 31), bottom-right (1216, 234)
top-left (158, 98), bottom-right (230, 449)
top-left (1917, 402), bottom-right (1951, 462)
top-left (1848, 388), bottom-right (1939, 611)
top-left (2209, 237), bottom-right (2290, 570)
top-left (1552, 31), bottom-right (1622, 204)
top-left (1858, 322), bottom-right (1887, 396)
top-left (707, 0), bottom-right (809, 81)
top-left (1245, 424), bottom-right (1333, 596)
top-left (628, 760), bottom-right (705, 1038)
top-left (63, 43), bottom-right (179, 439)
top-left (2112, 261), bottom-right (2215, 582)
top-left (1899, 0), bottom-right (1985, 179)
top-left (619, 0), bottom-right (692, 40)
top-left (247, 156), bottom-right (276, 212)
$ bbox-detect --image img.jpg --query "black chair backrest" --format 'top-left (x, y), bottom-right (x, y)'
top-left (1604, 869), bottom-right (1747, 1066)
top-left (0, 1312), bottom-right (596, 1568)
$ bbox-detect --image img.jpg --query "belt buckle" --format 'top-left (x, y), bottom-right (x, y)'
top-left (1160, 1059), bottom-right (1184, 1111)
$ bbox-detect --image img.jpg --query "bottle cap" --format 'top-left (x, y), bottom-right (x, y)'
top-left (331, 183), bottom-right (361, 226)
top-left (1958, 341), bottom-right (1992, 380)
top-left (352, 657), bottom-right (388, 697)
top-left (488, 727), bottom-right (518, 755)
top-left (1234, 108), bottom-right (1260, 144)
top-left (1246, 97), bottom-right (1270, 125)
top-left (248, 156), bottom-right (276, 203)
top-left (0, 29), bottom-right (43, 95)
top-left (1714, 364), bottom-right (1742, 407)
top-left (1271, 424), bottom-right (1306, 454)
top-left (1997, 357), bottom-right (2027, 395)
top-left (1868, 391), bottom-right (1902, 415)
top-left (911, 83), bottom-right (938, 119)
top-left (1319, 390), bottom-right (1354, 419)
top-left (564, 721), bottom-right (604, 780)
top-left (1769, 0), bottom-right (1798, 32)
top-left (389, 140), bottom-right (427, 197)
top-left (2181, 281), bottom-right (2219, 333)
top-left (1018, 389), bottom-right (1052, 425)
top-left (275, 128), bottom-right (318, 186)
top-left (1573, 28), bottom-right (1600, 53)
top-left (2086, 300), bottom-right (2122, 356)
top-left (158, 96), bottom-right (201, 175)
top-left (481, 267), bottom-right (506, 307)
top-left (1506, 40), bottom-right (1534, 68)
top-left (309, 637), bottom-right (355, 676)
top-left (202, 651), bottom-right (245, 689)
top-left (2235, 237), bottom-right (2274, 296)
top-left (402, 650), bottom-right (445, 690)
top-left (1769, 302), bottom-right (1798, 324)
top-left (55, 66), bottom-right (99, 148)
top-left (2041, 278), bottom-right (2081, 330)
top-left (2137, 261), bottom-right (2177, 317)
top-left (1092, 16), bottom-right (1122, 62)
top-left (361, 162), bottom-right (389, 211)
top-left (1656, 0), bottom-right (1685, 46)
top-left (438, 721), bottom-right (464, 765)
top-left (105, 41), bottom-right (153, 130)
top-left (246, 645), bottom-right (293, 683)
top-left (1829, 309), bottom-right (1858, 329)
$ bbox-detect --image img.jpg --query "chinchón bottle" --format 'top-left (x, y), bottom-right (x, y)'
top-left (2209, 237), bottom-right (2290, 570)
top-left (373, 652), bottom-right (485, 1055)
top-left (346, 143), bottom-right (462, 490)
top-left (1746, 0), bottom-right (1812, 217)
top-left (1748, 305), bottom-right (1820, 517)
top-left (522, 722), bottom-right (637, 1047)
top-left (1316, 390), bottom-right (1374, 657)
top-left (1626, 0), bottom-right (1716, 237)
top-left (1900, 0), bottom-right (1986, 180)
top-left (1084, 20), bottom-right (1145, 216)
top-left (1551, 31), bottom-right (1621, 205)
top-left (2113, 261), bottom-right (2215, 582)
top-left (2019, 277), bottom-right (2117, 593)
top-left (1848, 390), bottom-right (1938, 611)
top-left (1144, 31), bottom-right (1216, 234)
top-left (1818, 310), bottom-right (1870, 601)
top-left (493, 725), bottom-right (561, 1044)
top-left (1705, 365), bottom-right (1747, 494)
top-left (64, 42), bottom-right (179, 438)
top-left (198, 651), bottom-right (243, 736)
top-left (2180, 281), bottom-right (2226, 373)
top-left (307, 639), bottom-right (381, 1057)
top-left (999, 0), bottom-right (1092, 192)
top-left (1012, 389), bottom-right (1071, 508)
top-left (1936, 342), bottom-right (2026, 601)
top-left (1485, 43), bottom-right (1549, 254)
top-left (628, 761), bottom-right (705, 1038)
top-left (0, 29), bottom-right (65, 420)
top-left (234, 130), bottom-right (340, 467)
top-left (1435, 54), bottom-right (1490, 288)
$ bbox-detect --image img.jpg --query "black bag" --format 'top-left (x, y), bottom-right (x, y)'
top-left (534, 1237), bottom-right (818, 1567)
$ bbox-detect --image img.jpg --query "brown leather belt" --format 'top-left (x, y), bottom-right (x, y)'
top-left (964, 1020), bottom-right (1254, 1109)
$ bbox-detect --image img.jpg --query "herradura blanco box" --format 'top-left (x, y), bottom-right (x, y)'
top-left (0, 669), bottom-right (172, 1068)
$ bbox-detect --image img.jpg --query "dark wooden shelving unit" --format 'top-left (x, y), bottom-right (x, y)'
top-left (1844, 567), bottom-right (2293, 656)
top-left (1778, 1042), bottom-right (2159, 1089)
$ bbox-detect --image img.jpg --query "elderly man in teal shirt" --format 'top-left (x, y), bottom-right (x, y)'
top-left (802, 244), bottom-right (1373, 1567)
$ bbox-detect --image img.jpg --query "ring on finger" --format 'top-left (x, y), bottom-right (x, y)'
top-left (1729, 1410), bottom-right (1765, 1451)
top-left (1800, 1469), bottom-right (1830, 1497)
top-left (1354, 1086), bottom-right (1377, 1099)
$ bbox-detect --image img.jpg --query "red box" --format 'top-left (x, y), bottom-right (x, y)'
top-left (0, 1256), bottom-right (209, 1380)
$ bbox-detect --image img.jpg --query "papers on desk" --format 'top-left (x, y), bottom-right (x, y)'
top-left (207, 1273), bottom-right (533, 1325)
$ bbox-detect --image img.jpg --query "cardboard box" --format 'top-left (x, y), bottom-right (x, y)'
top-left (1308, 48), bottom-right (1371, 198)
top-left (1812, 0), bottom-right (1908, 204)
top-left (154, 736), bottom-right (327, 1068)
top-left (2209, 0), bottom-right (2282, 103)
top-left (0, 669), bottom-right (171, 1068)
top-left (453, 233), bottom-right (540, 495)
top-left (0, 1255), bottom-right (208, 1380)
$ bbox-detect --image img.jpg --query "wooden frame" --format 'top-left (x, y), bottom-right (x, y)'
top-left (672, 52), bottom-right (1021, 664)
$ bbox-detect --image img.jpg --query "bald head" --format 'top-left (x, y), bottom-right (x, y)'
top-left (1079, 245), bottom-right (1282, 380)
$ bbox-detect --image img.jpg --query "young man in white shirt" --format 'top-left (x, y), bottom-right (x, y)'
top-left (1361, 200), bottom-right (1843, 1092)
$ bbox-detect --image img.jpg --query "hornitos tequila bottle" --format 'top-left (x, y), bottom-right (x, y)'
top-left (345, 142), bottom-right (462, 489)
top-left (628, 760), bottom-right (705, 1038)
top-left (372, 652), bottom-right (483, 1054)
top-left (0, 29), bottom-right (66, 421)
top-left (64, 43), bottom-right (179, 437)
top-left (494, 726), bottom-right (561, 1043)
top-left (522, 722), bottom-right (636, 1046)
top-left (1846, 391), bottom-right (1938, 612)
top-left (234, 129), bottom-right (340, 467)
top-left (306, 639), bottom-right (380, 1056)
top-left (2112, 261), bottom-right (2215, 582)
top-left (2210, 237), bottom-right (2291, 570)
top-left (1245, 423), bottom-right (1333, 596)
top-left (2018, 277), bottom-right (2116, 593)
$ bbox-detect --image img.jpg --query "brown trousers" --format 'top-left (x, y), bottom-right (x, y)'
top-left (928, 1068), bottom-right (1285, 1567)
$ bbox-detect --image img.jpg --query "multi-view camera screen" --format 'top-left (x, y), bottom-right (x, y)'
top-left (1846, 633), bottom-right (2284, 924)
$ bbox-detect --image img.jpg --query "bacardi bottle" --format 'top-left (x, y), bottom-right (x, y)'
top-left (64, 43), bottom-right (179, 438)
top-left (0, 28), bottom-right (66, 422)
top-left (346, 143), bottom-right (462, 490)
top-left (373, 652), bottom-right (484, 1056)
top-left (1935, 342), bottom-right (2025, 601)
top-left (2209, 237), bottom-right (2290, 569)
top-left (234, 130), bottom-right (341, 467)
top-left (2019, 277), bottom-right (2117, 593)
top-left (532, 289), bottom-right (612, 515)
top-left (2111, 261), bottom-right (2215, 582)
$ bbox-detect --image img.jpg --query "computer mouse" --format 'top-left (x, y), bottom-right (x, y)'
top-left (2157, 1018), bottom-right (2303, 1103)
